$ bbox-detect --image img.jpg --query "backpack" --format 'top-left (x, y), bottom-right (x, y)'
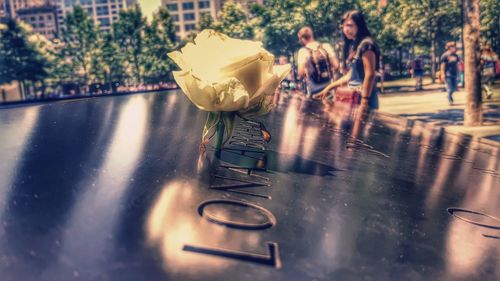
top-left (306, 44), bottom-right (333, 84)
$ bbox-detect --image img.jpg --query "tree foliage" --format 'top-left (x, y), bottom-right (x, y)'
top-left (480, 0), bottom-right (500, 52)
top-left (59, 6), bottom-right (97, 85)
top-left (113, 5), bottom-right (146, 84)
top-left (213, 2), bottom-right (254, 40)
top-left (0, 19), bottom-right (50, 97)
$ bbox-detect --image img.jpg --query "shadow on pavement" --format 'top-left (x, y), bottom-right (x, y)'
top-left (400, 104), bottom-right (500, 127)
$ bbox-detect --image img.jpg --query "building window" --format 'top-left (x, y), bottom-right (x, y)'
top-left (39, 15), bottom-right (44, 20)
top-left (182, 2), bottom-right (194, 10)
top-left (87, 8), bottom-right (93, 15)
top-left (96, 6), bottom-right (109, 16)
top-left (175, 25), bottom-right (180, 32)
top-left (172, 14), bottom-right (179, 21)
top-left (81, 0), bottom-right (93, 5)
top-left (64, 0), bottom-right (74, 7)
top-left (47, 15), bottom-right (52, 20)
top-left (183, 13), bottom-right (195, 21)
top-left (96, 0), bottom-right (109, 4)
top-left (166, 3), bottom-right (178, 11)
top-left (185, 23), bottom-right (195, 31)
top-left (198, 1), bottom-right (210, 9)
top-left (98, 18), bottom-right (110, 27)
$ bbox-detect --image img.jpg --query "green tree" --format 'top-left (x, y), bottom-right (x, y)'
top-left (0, 23), bottom-right (15, 87)
top-left (303, 0), bottom-right (356, 41)
top-left (114, 5), bottom-right (146, 84)
top-left (252, 0), bottom-right (305, 58)
top-left (142, 19), bottom-right (174, 84)
top-left (480, 0), bottom-right (500, 53)
top-left (197, 13), bottom-right (215, 31)
top-left (383, 0), bottom-right (460, 81)
top-left (154, 7), bottom-right (177, 45)
top-left (0, 19), bottom-right (50, 99)
top-left (213, 1), bottom-right (254, 39)
top-left (89, 32), bottom-right (127, 91)
top-left (59, 6), bottom-right (97, 89)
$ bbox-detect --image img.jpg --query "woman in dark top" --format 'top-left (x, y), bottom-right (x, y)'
top-left (317, 10), bottom-right (380, 109)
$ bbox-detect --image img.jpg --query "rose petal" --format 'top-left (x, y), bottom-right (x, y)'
top-left (173, 70), bottom-right (250, 112)
top-left (168, 30), bottom-right (267, 83)
top-left (168, 30), bottom-right (290, 115)
top-left (249, 64), bottom-right (291, 106)
top-left (239, 64), bottom-right (290, 117)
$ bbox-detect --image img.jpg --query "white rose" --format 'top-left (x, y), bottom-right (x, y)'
top-left (168, 29), bottom-right (290, 117)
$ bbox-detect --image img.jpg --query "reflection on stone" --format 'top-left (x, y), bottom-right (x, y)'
top-left (146, 180), bottom-right (269, 275)
top-left (0, 91), bottom-right (498, 280)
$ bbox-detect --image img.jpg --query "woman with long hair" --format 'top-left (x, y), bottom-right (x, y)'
top-left (316, 10), bottom-right (380, 109)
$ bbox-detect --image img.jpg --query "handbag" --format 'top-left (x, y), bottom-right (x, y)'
top-left (334, 86), bottom-right (361, 105)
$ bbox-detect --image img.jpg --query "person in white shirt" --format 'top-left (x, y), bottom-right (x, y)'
top-left (296, 27), bottom-right (339, 98)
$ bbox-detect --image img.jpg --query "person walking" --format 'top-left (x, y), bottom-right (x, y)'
top-left (296, 26), bottom-right (339, 99)
top-left (316, 10), bottom-right (381, 109)
top-left (480, 44), bottom-right (498, 99)
top-left (440, 42), bottom-right (460, 105)
top-left (411, 56), bottom-right (424, 90)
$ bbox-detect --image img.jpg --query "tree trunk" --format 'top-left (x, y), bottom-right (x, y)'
top-left (18, 81), bottom-right (24, 100)
top-left (21, 80), bottom-right (29, 99)
top-left (398, 47), bottom-right (403, 76)
top-left (463, 0), bottom-right (482, 126)
top-left (431, 32), bottom-right (437, 83)
top-left (82, 61), bottom-right (89, 94)
top-left (41, 80), bottom-right (46, 99)
top-left (133, 53), bottom-right (141, 84)
top-left (410, 35), bottom-right (415, 62)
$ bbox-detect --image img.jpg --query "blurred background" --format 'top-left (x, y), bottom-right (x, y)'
top-left (0, 0), bottom-right (498, 106)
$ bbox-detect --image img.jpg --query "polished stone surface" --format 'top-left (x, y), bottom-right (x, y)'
top-left (0, 92), bottom-right (499, 281)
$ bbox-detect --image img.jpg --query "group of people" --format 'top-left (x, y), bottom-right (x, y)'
top-left (291, 10), bottom-right (381, 110)
top-left (279, 9), bottom-right (498, 110)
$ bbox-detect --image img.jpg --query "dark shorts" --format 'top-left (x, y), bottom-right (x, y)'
top-left (307, 81), bottom-right (331, 95)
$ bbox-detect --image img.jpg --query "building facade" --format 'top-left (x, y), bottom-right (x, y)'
top-left (161, 0), bottom-right (263, 39)
top-left (16, 4), bottom-right (58, 39)
top-left (1, 0), bottom-right (48, 18)
top-left (0, 1), bottom-right (10, 20)
top-left (0, 1), bottom-right (58, 39)
top-left (55, 0), bottom-right (129, 32)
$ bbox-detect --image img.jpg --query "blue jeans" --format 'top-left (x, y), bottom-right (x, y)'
top-left (307, 80), bottom-right (330, 96)
top-left (445, 76), bottom-right (457, 103)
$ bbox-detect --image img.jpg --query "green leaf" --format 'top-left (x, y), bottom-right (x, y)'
top-left (202, 112), bottom-right (220, 142)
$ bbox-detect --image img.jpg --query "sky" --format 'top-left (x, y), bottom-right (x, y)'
top-left (138, 0), bottom-right (161, 20)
